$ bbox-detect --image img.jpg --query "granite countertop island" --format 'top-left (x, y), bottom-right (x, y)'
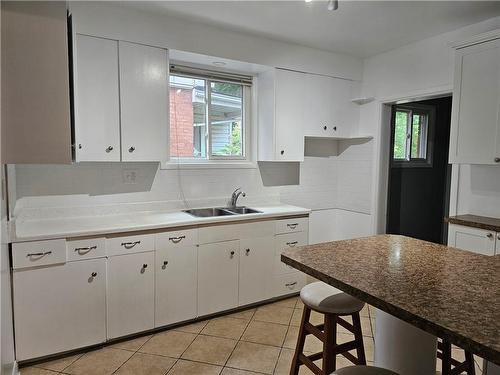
top-left (446, 214), bottom-right (500, 232)
top-left (282, 234), bottom-right (500, 365)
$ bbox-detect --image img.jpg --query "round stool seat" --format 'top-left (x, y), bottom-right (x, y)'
top-left (331, 365), bottom-right (399, 375)
top-left (300, 282), bottom-right (365, 315)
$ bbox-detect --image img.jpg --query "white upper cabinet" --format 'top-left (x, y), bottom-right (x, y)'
top-left (74, 35), bottom-right (121, 161)
top-left (258, 68), bottom-right (305, 161)
top-left (304, 75), bottom-right (360, 139)
top-left (449, 35), bottom-right (500, 165)
top-left (73, 35), bottom-right (168, 162)
top-left (119, 42), bottom-right (169, 162)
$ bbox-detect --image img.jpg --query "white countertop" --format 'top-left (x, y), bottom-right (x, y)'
top-left (11, 204), bottom-right (310, 242)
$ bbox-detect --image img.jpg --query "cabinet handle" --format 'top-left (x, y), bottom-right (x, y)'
top-left (487, 233), bottom-right (493, 239)
top-left (287, 223), bottom-right (298, 229)
top-left (121, 241), bottom-right (141, 248)
top-left (280, 150), bottom-right (285, 155)
top-left (230, 251), bottom-right (235, 258)
top-left (286, 241), bottom-right (298, 247)
top-left (75, 246), bottom-right (97, 254)
top-left (129, 146), bottom-right (135, 153)
top-left (142, 264), bottom-right (148, 269)
top-left (169, 235), bottom-right (185, 243)
top-left (105, 146), bottom-right (113, 153)
top-left (494, 157), bottom-right (500, 163)
top-left (26, 251), bottom-right (52, 258)
top-left (333, 126), bottom-right (337, 131)
top-left (285, 282), bottom-right (297, 288)
top-left (323, 126), bottom-right (327, 130)
top-left (245, 248), bottom-right (250, 255)
top-left (162, 260), bottom-right (168, 269)
top-left (91, 272), bottom-right (97, 277)
top-left (497, 235), bottom-right (500, 241)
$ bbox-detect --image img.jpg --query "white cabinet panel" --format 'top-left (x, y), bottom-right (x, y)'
top-left (12, 239), bottom-right (66, 269)
top-left (155, 237), bottom-right (197, 327)
top-left (13, 259), bottom-right (106, 360)
top-left (447, 224), bottom-right (496, 256)
top-left (198, 240), bottom-right (239, 316)
top-left (450, 38), bottom-right (500, 164)
top-left (107, 252), bottom-right (155, 339)
top-left (74, 35), bottom-right (120, 161)
top-left (119, 42), bottom-right (168, 162)
top-left (272, 272), bottom-right (307, 297)
top-left (239, 237), bottom-right (274, 306)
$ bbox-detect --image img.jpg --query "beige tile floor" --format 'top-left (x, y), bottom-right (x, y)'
top-left (21, 297), bottom-right (484, 375)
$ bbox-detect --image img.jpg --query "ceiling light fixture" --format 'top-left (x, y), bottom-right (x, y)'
top-left (304, 0), bottom-right (312, 3)
top-left (327, 0), bottom-right (338, 11)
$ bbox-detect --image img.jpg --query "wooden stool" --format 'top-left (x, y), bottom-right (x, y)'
top-left (290, 282), bottom-right (367, 375)
top-left (331, 366), bottom-right (399, 374)
top-left (437, 339), bottom-right (475, 375)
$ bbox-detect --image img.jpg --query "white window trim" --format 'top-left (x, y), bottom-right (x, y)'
top-left (163, 70), bottom-right (253, 169)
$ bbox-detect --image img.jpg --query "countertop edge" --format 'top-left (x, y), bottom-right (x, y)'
top-left (11, 206), bottom-right (311, 243)
top-left (281, 251), bottom-right (500, 366)
top-left (446, 216), bottom-right (500, 233)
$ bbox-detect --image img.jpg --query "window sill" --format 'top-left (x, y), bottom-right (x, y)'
top-left (161, 161), bottom-right (258, 170)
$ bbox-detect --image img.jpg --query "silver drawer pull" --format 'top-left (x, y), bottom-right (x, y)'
top-left (287, 223), bottom-right (298, 229)
top-left (121, 241), bottom-right (141, 249)
top-left (27, 251), bottom-right (52, 258)
top-left (169, 235), bottom-right (186, 243)
top-left (286, 241), bottom-right (298, 247)
top-left (75, 246), bottom-right (97, 254)
top-left (486, 233), bottom-right (493, 239)
top-left (285, 282), bottom-right (297, 288)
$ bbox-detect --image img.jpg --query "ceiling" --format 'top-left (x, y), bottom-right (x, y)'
top-left (122, 1), bottom-right (500, 58)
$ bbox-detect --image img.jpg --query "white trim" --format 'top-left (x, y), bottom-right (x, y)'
top-left (450, 28), bottom-right (500, 50)
top-left (161, 161), bottom-right (257, 170)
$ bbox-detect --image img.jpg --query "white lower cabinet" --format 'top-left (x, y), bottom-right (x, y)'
top-left (239, 237), bottom-right (274, 306)
top-left (13, 258), bottom-right (106, 361)
top-left (447, 224), bottom-right (497, 255)
top-left (198, 240), bottom-right (240, 316)
top-left (107, 252), bottom-right (155, 339)
top-left (155, 241), bottom-right (197, 327)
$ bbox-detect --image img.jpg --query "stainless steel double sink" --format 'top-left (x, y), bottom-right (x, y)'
top-left (183, 206), bottom-right (262, 218)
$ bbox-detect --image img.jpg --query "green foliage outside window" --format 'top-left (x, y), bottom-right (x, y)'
top-left (393, 111), bottom-right (408, 159)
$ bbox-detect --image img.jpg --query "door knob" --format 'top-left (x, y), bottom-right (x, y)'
top-left (129, 146), bottom-right (135, 153)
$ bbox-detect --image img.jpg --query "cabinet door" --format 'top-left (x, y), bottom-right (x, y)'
top-left (155, 245), bottom-right (197, 327)
top-left (107, 252), bottom-right (155, 339)
top-left (13, 259), bottom-right (106, 361)
top-left (239, 237), bottom-right (274, 306)
top-left (198, 240), bottom-right (239, 316)
top-left (275, 69), bottom-right (305, 161)
top-left (304, 74), bottom-right (332, 137)
top-left (74, 34), bottom-right (120, 161)
top-left (449, 39), bottom-right (500, 164)
top-left (496, 232), bottom-right (500, 255)
top-left (119, 42), bottom-right (168, 162)
top-left (330, 78), bottom-right (359, 138)
top-left (448, 224), bottom-right (496, 256)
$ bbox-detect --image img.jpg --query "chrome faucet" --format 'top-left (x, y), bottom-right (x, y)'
top-left (229, 188), bottom-right (246, 208)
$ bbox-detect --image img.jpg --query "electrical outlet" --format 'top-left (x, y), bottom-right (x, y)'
top-left (122, 169), bottom-right (138, 184)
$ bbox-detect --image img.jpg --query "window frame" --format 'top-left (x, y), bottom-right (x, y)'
top-left (166, 69), bottom-right (252, 167)
top-left (390, 103), bottom-right (435, 168)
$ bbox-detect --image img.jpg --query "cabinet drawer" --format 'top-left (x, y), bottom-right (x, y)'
top-left (12, 239), bottom-right (66, 269)
top-left (67, 238), bottom-right (106, 261)
top-left (275, 232), bottom-right (308, 256)
top-left (273, 255), bottom-right (298, 275)
top-left (156, 229), bottom-right (197, 249)
top-left (275, 217), bottom-right (308, 234)
top-left (106, 234), bottom-right (154, 256)
top-left (198, 224), bottom-right (239, 244)
top-left (273, 273), bottom-right (306, 297)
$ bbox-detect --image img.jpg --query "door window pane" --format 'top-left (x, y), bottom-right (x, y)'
top-left (411, 114), bottom-right (428, 159)
top-left (393, 110), bottom-right (410, 160)
top-left (169, 75), bottom-right (207, 158)
top-left (209, 82), bottom-right (244, 157)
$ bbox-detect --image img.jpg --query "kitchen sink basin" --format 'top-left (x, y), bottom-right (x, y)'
top-left (225, 207), bottom-right (262, 214)
top-left (183, 206), bottom-right (262, 217)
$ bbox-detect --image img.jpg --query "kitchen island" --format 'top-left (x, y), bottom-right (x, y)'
top-left (281, 234), bottom-right (500, 374)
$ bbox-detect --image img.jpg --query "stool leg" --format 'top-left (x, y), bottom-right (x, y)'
top-left (441, 340), bottom-right (452, 375)
top-left (290, 305), bottom-right (311, 375)
top-left (323, 313), bottom-right (337, 374)
top-left (352, 312), bottom-right (367, 365)
top-left (465, 351), bottom-right (476, 375)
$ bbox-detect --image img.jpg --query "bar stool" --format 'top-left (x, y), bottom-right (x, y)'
top-left (331, 366), bottom-right (399, 374)
top-left (437, 339), bottom-right (475, 375)
top-left (290, 282), bottom-right (367, 375)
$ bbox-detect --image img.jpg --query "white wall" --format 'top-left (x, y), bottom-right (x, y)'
top-left (360, 16), bottom-right (500, 229)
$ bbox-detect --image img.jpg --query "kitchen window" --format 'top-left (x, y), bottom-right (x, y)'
top-left (391, 104), bottom-right (435, 167)
top-left (168, 66), bottom-right (252, 164)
